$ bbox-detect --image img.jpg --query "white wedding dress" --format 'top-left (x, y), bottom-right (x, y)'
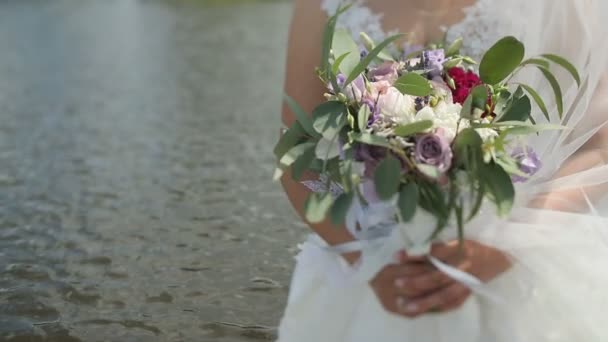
top-left (278, 1), bottom-right (608, 341)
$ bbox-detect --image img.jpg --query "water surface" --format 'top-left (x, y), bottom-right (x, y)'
top-left (0, 1), bottom-right (303, 340)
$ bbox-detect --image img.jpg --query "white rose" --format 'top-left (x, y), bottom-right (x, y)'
top-left (415, 101), bottom-right (464, 141)
top-left (377, 87), bottom-right (417, 123)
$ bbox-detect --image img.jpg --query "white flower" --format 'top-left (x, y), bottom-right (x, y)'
top-left (415, 101), bottom-right (464, 141)
top-left (377, 87), bottom-right (417, 123)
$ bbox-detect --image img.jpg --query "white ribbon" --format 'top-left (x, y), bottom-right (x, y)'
top-left (331, 194), bottom-right (504, 304)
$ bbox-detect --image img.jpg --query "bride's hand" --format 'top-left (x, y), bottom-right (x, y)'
top-left (388, 241), bottom-right (511, 318)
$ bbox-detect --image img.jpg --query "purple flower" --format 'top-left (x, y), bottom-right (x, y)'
top-left (369, 62), bottom-right (400, 83)
top-left (361, 98), bottom-right (381, 126)
top-left (415, 130), bottom-right (453, 173)
top-left (355, 144), bottom-right (387, 177)
top-left (422, 49), bottom-right (446, 78)
top-left (511, 147), bottom-right (542, 183)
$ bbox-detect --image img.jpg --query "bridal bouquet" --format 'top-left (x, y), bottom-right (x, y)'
top-left (274, 7), bottom-right (579, 250)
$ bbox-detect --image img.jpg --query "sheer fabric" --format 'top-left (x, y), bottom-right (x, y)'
top-left (278, 1), bottom-right (608, 341)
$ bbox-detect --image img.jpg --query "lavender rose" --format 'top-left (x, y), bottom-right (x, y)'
top-left (416, 130), bottom-right (453, 173)
top-left (369, 61), bottom-right (400, 83)
top-left (511, 147), bottom-right (542, 183)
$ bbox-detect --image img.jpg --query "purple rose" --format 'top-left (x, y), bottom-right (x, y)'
top-left (369, 62), bottom-right (400, 83)
top-left (422, 49), bottom-right (446, 78)
top-left (511, 147), bottom-right (542, 183)
top-left (416, 130), bottom-right (453, 173)
top-left (355, 144), bottom-right (387, 177)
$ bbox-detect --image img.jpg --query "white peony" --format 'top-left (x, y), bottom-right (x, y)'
top-left (377, 87), bottom-right (417, 123)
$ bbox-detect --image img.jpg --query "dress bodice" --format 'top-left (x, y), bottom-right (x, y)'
top-left (320, 0), bottom-right (508, 61)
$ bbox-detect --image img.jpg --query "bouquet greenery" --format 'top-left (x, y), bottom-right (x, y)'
top-left (274, 6), bottom-right (579, 244)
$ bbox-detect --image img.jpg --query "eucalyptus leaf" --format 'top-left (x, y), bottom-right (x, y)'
top-left (291, 143), bottom-right (316, 180)
top-left (304, 193), bottom-right (334, 224)
top-left (359, 32), bottom-right (394, 61)
top-left (479, 36), bottom-right (525, 85)
top-left (348, 132), bottom-right (392, 148)
top-left (481, 162), bottom-right (515, 216)
top-left (460, 85), bottom-right (488, 118)
top-left (542, 54), bottom-right (581, 87)
top-left (357, 105), bottom-right (371, 132)
top-left (393, 120), bottom-right (434, 137)
top-left (315, 137), bottom-right (341, 160)
top-left (273, 142), bottom-right (317, 181)
top-left (284, 94), bottom-right (318, 138)
top-left (313, 101), bottom-right (347, 139)
top-left (497, 90), bottom-right (531, 122)
top-left (517, 83), bottom-right (550, 122)
top-left (446, 38), bottom-right (463, 57)
top-left (537, 66), bottom-right (564, 118)
top-left (273, 121), bottom-right (306, 160)
top-left (332, 52), bottom-right (352, 77)
top-left (394, 73), bottom-right (433, 97)
top-left (330, 192), bottom-right (354, 225)
top-left (332, 29), bottom-right (360, 77)
top-left (374, 156), bottom-right (402, 200)
top-left (398, 183), bottom-right (418, 222)
top-left (320, 4), bottom-right (351, 75)
top-left (345, 33), bottom-right (405, 86)
top-left (520, 58), bottom-right (550, 69)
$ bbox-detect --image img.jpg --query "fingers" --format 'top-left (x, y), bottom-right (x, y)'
top-left (394, 258), bottom-right (472, 298)
top-left (398, 282), bottom-right (472, 318)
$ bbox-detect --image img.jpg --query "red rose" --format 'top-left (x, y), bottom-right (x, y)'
top-left (447, 67), bottom-right (483, 104)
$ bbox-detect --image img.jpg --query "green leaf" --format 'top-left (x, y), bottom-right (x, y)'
top-left (273, 142), bottom-right (317, 181)
top-left (393, 120), bottom-right (434, 137)
top-left (312, 101), bottom-right (347, 139)
top-left (359, 32), bottom-right (394, 61)
top-left (398, 183), bottom-right (418, 222)
top-left (348, 132), bottom-right (392, 148)
top-left (330, 192), bottom-right (354, 225)
top-left (332, 29), bottom-right (360, 77)
top-left (479, 36), bottom-right (525, 85)
top-left (357, 105), bottom-right (371, 132)
top-left (460, 85), bottom-right (488, 118)
top-left (332, 52), bottom-right (352, 77)
top-left (467, 182), bottom-right (485, 221)
top-left (446, 38), bottom-right (463, 57)
top-left (394, 73), bottom-right (433, 96)
top-left (291, 143), bottom-right (316, 180)
top-left (481, 163), bottom-right (515, 216)
top-left (497, 90), bottom-right (531, 122)
top-left (517, 83), bottom-right (550, 122)
top-left (304, 193), bottom-right (334, 223)
top-left (273, 121), bottom-right (306, 159)
top-left (345, 33), bottom-right (405, 86)
top-left (315, 136), bottom-right (341, 160)
top-left (373, 156), bottom-right (402, 200)
top-left (443, 57), bottom-right (463, 69)
top-left (492, 89), bottom-right (512, 117)
top-left (320, 4), bottom-right (351, 75)
top-left (453, 128), bottom-right (483, 169)
top-left (537, 66), bottom-right (564, 118)
top-left (284, 94), bottom-right (318, 137)
top-left (542, 54), bottom-right (581, 87)
top-left (520, 58), bottom-right (550, 69)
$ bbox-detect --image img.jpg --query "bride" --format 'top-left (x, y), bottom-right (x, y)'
top-left (277, 0), bottom-right (608, 341)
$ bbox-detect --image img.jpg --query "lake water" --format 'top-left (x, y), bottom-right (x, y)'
top-left (0, 1), bottom-right (304, 341)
